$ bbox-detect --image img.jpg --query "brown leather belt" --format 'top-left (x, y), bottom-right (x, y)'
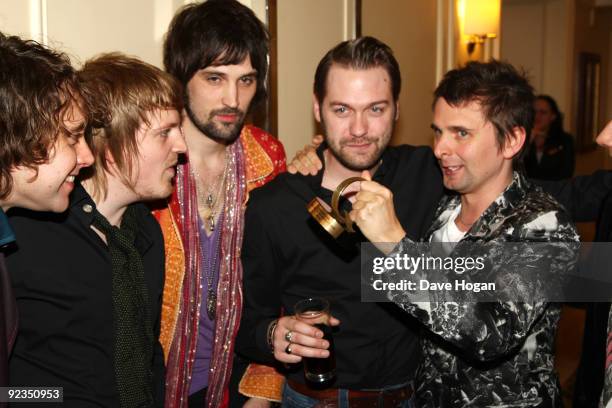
top-left (286, 379), bottom-right (414, 407)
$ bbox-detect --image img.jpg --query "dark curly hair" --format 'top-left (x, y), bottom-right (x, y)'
top-left (0, 32), bottom-right (84, 199)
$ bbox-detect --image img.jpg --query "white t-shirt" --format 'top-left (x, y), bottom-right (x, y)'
top-left (430, 205), bottom-right (467, 244)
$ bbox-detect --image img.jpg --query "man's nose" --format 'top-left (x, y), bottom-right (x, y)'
top-left (76, 137), bottom-right (95, 168)
top-left (433, 134), bottom-right (451, 159)
top-left (349, 113), bottom-right (368, 138)
top-left (222, 82), bottom-right (239, 109)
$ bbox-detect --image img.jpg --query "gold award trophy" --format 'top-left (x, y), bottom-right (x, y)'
top-left (307, 177), bottom-right (365, 238)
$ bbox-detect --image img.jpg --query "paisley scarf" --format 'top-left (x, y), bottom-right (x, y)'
top-left (164, 141), bottom-right (246, 408)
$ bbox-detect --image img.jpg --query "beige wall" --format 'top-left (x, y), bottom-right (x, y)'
top-left (0, 0), bottom-right (193, 67)
top-left (501, 0), bottom-right (572, 121)
top-left (362, 0), bottom-right (438, 147)
top-left (276, 0), bottom-right (355, 158)
top-left (0, 0), bottom-right (267, 68)
top-left (572, 1), bottom-right (612, 172)
top-left (0, 1), bottom-right (30, 39)
top-left (573, 0), bottom-right (611, 132)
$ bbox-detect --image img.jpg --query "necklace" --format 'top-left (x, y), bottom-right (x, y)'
top-left (192, 154), bottom-right (229, 232)
top-left (198, 213), bottom-right (223, 320)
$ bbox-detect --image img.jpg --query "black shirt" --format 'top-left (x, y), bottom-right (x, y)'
top-left (236, 145), bottom-right (444, 389)
top-left (524, 131), bottom-right (575, 181)
top-left (6, 184), bottom-right (165, 407)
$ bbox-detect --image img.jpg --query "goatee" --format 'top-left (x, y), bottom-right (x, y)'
top-left (184, 93), bottom-right (245, 144)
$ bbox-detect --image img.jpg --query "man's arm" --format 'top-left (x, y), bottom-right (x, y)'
top-left (535, 170), bottom-right (612, 222)
top-left (235, 201), bottom-right (283, 365)
top-left (236, 191), bottom-right (336, 366)
top-left (382, 222), bottom-right (577, 363)
top-left (350, 178), bottom-right (579, 363)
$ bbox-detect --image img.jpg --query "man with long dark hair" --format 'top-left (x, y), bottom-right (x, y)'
top-left (157, 1), bottom-right (286, 406)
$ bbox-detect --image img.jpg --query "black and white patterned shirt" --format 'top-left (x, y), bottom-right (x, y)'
top-left (385, 172), bottom-right (579, 407)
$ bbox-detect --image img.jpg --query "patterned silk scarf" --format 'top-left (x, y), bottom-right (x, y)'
top-left (91, 206), bottom-right (154, 408)
top-left (166, 141), bottom-right (246, 408)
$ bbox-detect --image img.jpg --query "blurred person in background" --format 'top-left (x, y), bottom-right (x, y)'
top-left (524, 95), bottom-right (575, 180)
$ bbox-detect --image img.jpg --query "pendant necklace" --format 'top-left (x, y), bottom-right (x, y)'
top-left (199, 213), bottom-right (223, 320)
top-left (192, 153), bottom-right (229, 319)
top-left (192, 154), bottom-right (229, 232)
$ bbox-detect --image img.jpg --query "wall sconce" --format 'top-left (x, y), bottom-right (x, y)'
top-left (463, 0), bottom-right (500, 55)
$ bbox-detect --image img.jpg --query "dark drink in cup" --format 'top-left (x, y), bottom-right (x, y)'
top-left (303, 323), bottom-right (336, 383)
top-left (294, 298), bottom-right (336, 384)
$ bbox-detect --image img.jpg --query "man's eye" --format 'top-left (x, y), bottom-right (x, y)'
top-left (458, 130), bottom-right (469, 138)
top-left (334, 106), bottom-right (348, 115)
top-left (207, 76), bottom-right (221, 84)
top-left (371, 106), bottom-right (384, 114)
top-left (160, 128), bottom-right (171, 137)
top-left (240, 76), bottom-right (255, 85)
top-left (67, 135), bottom-right (79, 146)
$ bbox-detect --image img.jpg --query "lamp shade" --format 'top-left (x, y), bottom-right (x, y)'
top-left (464, 0), bottom-right (500, 37)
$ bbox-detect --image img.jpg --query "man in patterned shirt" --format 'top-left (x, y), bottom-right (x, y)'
top-left (350, 61), bottom-right (579, 407)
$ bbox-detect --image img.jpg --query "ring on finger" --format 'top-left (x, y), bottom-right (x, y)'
top-left (285, 344), bottom-right (293, 355)
top-left (285, 330), bottom-right (294, 343)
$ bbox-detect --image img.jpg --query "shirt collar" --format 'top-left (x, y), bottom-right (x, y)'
top-left (70, 182), bottom-right (154, 254)
top-left (0, 207), bottom-right (16, 247)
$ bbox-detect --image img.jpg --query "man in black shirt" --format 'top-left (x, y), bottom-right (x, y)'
top-left (0, 33), bottom-right (94, 408)
top-left (7, 54), bottom-right (186, 407)
top-left (236, 37), bottom-right (443, 406)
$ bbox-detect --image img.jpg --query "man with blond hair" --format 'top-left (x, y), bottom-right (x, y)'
top-left (7, 53), bottom-right (186, 407)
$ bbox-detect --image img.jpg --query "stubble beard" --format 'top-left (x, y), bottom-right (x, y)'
top-left (321, 115), bottom-right (393, 172)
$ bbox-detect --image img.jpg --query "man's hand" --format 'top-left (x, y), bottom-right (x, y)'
top-left (272, 315), bottom-right (339, 364)
top-left (243, 398), bottom-right (271, 408)
top-left (350, 171), bottom-right (406, 254)
top-left (287, 134), bottom-right (324, 176)
top-left (595, 120), bottom-right (612, 155)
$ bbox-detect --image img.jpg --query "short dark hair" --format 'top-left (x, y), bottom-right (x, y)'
top-left (0, 32), bottom-right (83, 199)
top-left (78, 53), bottom-right (183, 200)
top-left (433, 60), bottom-right (534, 167)
top-left (314, 36), bottom-right (401, 103)
top-left (163, 0), bottom-right (269, 106)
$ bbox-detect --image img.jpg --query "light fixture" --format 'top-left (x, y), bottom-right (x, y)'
top-left (463, 0), bottom-right (500, 55)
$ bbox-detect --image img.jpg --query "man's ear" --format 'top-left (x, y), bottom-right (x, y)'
top-left (104, 148), bottom-right (117, 165)
top-left (313, 93), bottom-right (322, 123)
top-left (394, 100), bottom-right (400, 121)
top-left (503, 126), bottom-right (526, 159)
